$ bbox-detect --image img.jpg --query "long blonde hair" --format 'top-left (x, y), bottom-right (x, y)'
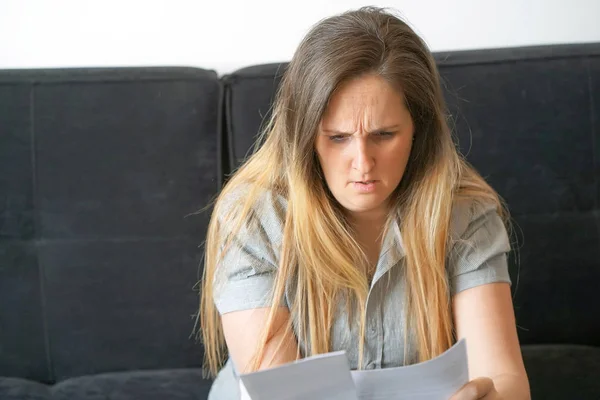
top-left (199, 6), bottom-right (507, 376)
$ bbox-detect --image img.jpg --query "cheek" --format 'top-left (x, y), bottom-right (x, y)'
top-left (382, 142), bottom-right (412, 176)
top-left (318, 145), bottom-right (348, 176)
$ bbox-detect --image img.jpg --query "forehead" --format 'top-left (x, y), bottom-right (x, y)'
top-left (320, 74), bottom-right (407, 129)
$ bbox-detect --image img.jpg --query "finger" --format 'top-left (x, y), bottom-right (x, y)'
top-left (450, 377), bottom-right (495, 400)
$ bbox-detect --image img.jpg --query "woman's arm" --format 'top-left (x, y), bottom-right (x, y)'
top-left (451, 282), bottom-right (530, 399)
top-left (221, 306), bottom-right (300, 374)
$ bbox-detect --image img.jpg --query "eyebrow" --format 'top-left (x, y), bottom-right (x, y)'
top-left (321, 125), bottom-right (401, 135)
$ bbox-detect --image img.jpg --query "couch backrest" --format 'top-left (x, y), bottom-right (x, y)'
top-left (2, 43), bottom-right (600, 385)
top-left (223, 43), bottom-right (600, 347)
top-left (0, 68), bottom-right (221, 383)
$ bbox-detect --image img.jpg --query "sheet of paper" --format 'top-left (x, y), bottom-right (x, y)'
top-left (351, 339), bottom-right (469, 400)
top-left (239, 339), bottom-right (468, 400)
top-left (239, 351), bottom-right (358, 400)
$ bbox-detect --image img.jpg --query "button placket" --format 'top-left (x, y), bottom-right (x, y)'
top-left (363, 221), bottom-right (403, 370)
top-left (374, 289), bottom-right (384, 369)
top-left (365, 283), bottom-right (384, 369)
top-left (364, 284), bottom-right (378, 369)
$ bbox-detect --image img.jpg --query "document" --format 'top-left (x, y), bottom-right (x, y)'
top-left (239, 339), bottom-right (468, 400)
top-left (351, 339), bottom-right (468, 399)
top-left (240, 351), bottom-right (358, 400)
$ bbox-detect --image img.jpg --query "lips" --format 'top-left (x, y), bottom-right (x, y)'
top-left (352, 180), bottom-right (377, 193)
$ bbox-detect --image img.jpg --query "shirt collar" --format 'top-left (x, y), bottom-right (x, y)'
top-left (371, 219), bottom-right (405, 286)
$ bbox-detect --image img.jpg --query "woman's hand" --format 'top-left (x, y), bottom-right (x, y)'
top-left (449, 377), bottom-right (500, 400)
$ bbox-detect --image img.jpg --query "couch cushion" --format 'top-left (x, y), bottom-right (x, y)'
top-left (0, 242), bottom-right (49, 382)
top-left (0, 67), bottom-right (221, 382)
top-left (439, 44), bottom-right (600, 217)
top-left (35, 68), bottom-right (219, 380)
top-left (51, 369), bottom-right (212, 400)
top-left (0, 82), bottom-right (49, 382)
top-left (436, 44), bottom-right (600, 347)
top-left (0, 377), bottom-right (50, 400)
top-left (522, 344), bottom-right (600, 399)
top-left (507, 213), bottom-right (600, 346)
top-left (223, 63), bottom-right (286, 173)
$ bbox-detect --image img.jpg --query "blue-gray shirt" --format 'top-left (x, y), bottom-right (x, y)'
top-left (208, 190), bottom-right (511, 399)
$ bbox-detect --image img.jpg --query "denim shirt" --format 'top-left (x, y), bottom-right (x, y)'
top-left (208, 189), bottom-right (511, 400)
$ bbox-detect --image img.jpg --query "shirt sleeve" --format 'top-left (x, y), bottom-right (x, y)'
top-left (447, 200), bottom-right (512, 296)
top-left (212, 189), bottom-right (286, 315)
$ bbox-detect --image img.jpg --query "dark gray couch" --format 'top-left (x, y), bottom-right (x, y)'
top-left (1, 43), bottom-right (600, 399)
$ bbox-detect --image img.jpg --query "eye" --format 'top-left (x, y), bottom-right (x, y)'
top-left (328, 134), bottom-right (349, 143)
top-left (374, 131), bottom-right (394, 138)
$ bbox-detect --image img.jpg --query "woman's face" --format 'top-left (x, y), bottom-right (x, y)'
top-left (315, 74), bottom-right (415, 220)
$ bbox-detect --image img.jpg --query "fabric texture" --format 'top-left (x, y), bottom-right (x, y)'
top-left (209, 188), bottom-right (512, 399)
top-left (522, 344), bottom-right (600, 399)
top-left (0, 370), bottom-right (213, 400)
top-left (0, 378), bottom-right (51, 400)
top-left (51, 369), bottom-right (212, 400)
top-left (0, 67), bottom-right (221, 399)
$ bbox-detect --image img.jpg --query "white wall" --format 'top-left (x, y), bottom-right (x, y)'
top-left (1, 0), bottom-right (599, 75)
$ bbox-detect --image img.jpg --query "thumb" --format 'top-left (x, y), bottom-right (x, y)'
top-left (450, 377), bottom-right (495, 399)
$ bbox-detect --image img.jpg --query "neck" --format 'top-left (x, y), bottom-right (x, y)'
top-left (347, 208), bottom-right (388, 279)
top-left (347, 206), bottom-right (389, 230)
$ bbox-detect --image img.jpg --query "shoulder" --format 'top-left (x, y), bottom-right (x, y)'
top-left (447, 197), bottom-right (512, 294)
top-left (447, 197), bottom-right (511, 271)
top-left (216, 183), bottom-right (288, 243)
top-left (449, 198), bottom-right (507, 243)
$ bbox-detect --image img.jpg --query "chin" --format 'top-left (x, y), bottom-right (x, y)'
top-left (342, 200), bottom-right (384, 214)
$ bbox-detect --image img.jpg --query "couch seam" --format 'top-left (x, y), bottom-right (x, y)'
top-left (213, 79), bottom-right (225, 190)
top-left (224, 80), bottom-right (236, 174)
top-left (438, 53), bottom-right (600, 70)
top-left (587, 57), bottom-right (600, 253)
top-left (0, 67), bottom-right (218, 85)
top-left (588, 57), bottom-right (598, 211)
top-left (30, 84), bottom-right (55, 383)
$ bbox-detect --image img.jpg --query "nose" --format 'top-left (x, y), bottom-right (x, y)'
top-left (351, 137), bottom-right (374, 174)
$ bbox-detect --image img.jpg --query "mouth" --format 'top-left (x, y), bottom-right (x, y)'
top-left (352, 180), bottom-right (378, 193)
top-left (352, 179), bottom-right (377, 184)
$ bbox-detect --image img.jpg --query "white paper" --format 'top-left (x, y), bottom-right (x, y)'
top-left (239, 339), bottom-right (468, 400)
top-left (240, 351), bottom-right (358, 400)
top-left (239, 380), bottom-right (252, 400)
top-left (352, 339), bottom-right (468, 400)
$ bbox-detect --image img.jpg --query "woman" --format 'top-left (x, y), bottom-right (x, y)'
top-left (199, 7), bottom-right (530, 400)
